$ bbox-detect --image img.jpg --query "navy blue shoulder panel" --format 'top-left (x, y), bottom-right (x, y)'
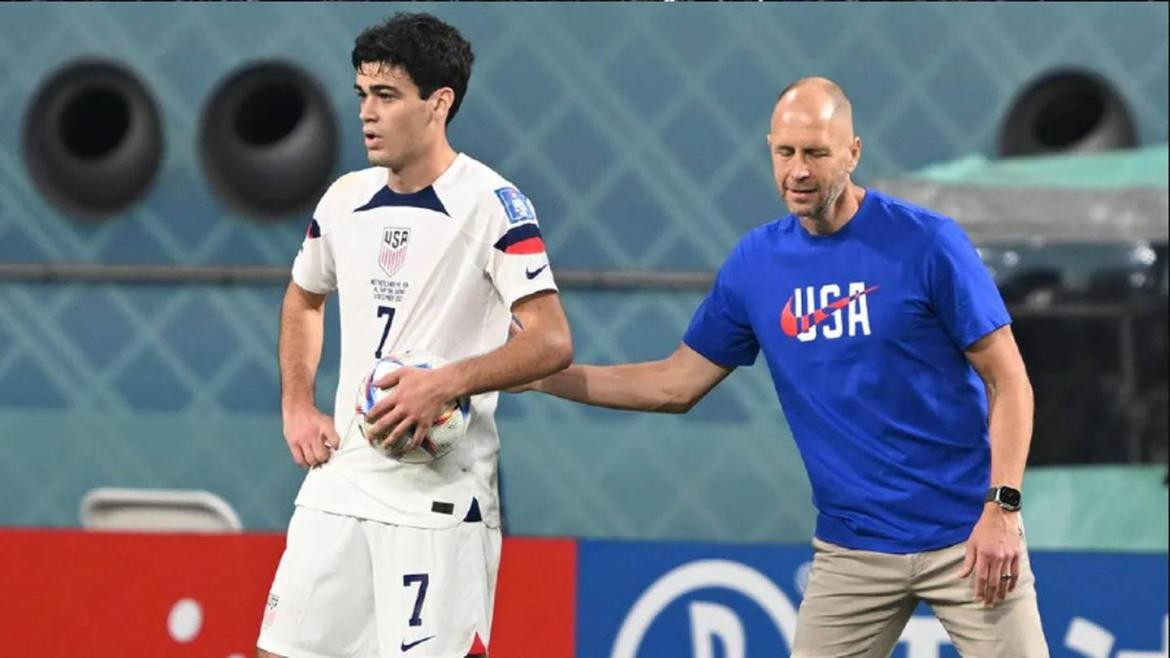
top-left (354, 185), bottom-right (450, 217)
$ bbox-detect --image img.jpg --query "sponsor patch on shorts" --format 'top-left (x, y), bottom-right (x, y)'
top-left (262, 593), bottom-right (279, 628)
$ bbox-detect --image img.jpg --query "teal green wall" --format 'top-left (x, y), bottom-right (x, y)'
top-left (1, 4), bottom-right (1167, 546)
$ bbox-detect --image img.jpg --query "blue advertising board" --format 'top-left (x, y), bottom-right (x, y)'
top-left (578, 540), bottom-right (1167, 658)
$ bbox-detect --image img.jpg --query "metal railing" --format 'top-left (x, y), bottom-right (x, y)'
top-left (0, 262), bottom-right (716, 290)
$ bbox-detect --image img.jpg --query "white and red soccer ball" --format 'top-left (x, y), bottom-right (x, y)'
top-left (356, 350), bottom-right (470, 464)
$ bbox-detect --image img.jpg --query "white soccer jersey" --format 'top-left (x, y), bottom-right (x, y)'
top-left (289, 153), bottom-right (557, 529)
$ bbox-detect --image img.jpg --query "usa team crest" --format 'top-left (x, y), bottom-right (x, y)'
top-left (379, 227), bottom-right (411, 278)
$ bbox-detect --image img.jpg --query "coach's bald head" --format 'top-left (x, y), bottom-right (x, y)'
top-left (773, 77), bottom-right (855, 142)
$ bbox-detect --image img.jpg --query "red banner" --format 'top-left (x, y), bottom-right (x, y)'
top-left (0, 529), bottom-right (575, 657)
top-left (494, 537), bottom-right (576, 656)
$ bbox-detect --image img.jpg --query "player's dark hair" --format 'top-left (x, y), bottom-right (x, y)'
top-left (352, 12), bottom-right (475, 125)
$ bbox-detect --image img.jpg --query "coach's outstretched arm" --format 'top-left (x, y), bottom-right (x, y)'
top-left (278, 280), bottom-right (342, 468)
top-left (524, 342), bottom-right (733, 414)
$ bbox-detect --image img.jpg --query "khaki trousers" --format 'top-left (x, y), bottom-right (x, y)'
top-left (791, 537), bottom-right (1049, 658)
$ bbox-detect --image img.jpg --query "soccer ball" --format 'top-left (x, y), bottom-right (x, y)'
top-left (356, 350), bottom-right (470, 464)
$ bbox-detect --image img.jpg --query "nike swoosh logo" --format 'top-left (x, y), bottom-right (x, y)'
top-left (401, 635), bottom-right (435, 652)
top-left (525, 264), bottom-right (548, 279)
top-left (780, 285), bottom-right (879, 337)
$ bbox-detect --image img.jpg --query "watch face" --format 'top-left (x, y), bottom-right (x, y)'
top-left (999, 487), bottom-right (1022, 508)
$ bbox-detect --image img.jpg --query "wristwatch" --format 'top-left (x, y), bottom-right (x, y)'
top-left (986, 486), bottom-right (1022, 512)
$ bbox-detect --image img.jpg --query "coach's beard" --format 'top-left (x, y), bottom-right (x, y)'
top-left (799, 179), bottom-right (847, 224)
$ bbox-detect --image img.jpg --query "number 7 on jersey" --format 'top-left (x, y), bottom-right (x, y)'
top-left (375, 305), bottom-right (396, 358)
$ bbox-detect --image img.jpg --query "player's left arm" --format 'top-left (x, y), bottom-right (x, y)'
top-left (366, 289), bottom-right (572, 449)
top-left (959, 324), bottom-right (1035, 606)
top-left (446, 289), bottom-right (573, 396)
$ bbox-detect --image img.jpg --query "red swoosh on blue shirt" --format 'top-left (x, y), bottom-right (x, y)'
top-left (780, 285), bottom-right (879, 337)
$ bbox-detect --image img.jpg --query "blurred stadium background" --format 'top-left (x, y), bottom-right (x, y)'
top-left (0, 4), bottom-right (1165, 657)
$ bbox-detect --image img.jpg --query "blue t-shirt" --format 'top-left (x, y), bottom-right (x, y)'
top-left (684, 189), bottom-right (1011, 554)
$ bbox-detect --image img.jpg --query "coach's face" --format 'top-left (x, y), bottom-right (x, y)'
top-left (766, 89), bottom-right (860, 222)
top-left (354, 63), bottom-right (449, 171)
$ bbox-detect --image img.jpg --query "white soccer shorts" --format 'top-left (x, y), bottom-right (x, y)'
top-left (257, 506), bottom-right (501, 658)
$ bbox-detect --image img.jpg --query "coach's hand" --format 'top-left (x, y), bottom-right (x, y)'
top-left (960, 505), bottom-right (1022, 607)
top-left (366, 366), bottom-right (458, 455)
top-left (282, 405), bottom-right (341, 468)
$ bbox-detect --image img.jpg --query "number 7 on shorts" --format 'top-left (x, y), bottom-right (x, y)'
top-left (403, 573), bottom-right (429, 627)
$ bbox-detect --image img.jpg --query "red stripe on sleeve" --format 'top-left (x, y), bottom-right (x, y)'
top-left (504, 237), bottom-right (546, 254)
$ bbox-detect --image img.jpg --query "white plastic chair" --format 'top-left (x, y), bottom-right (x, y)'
top-left (80, 487), bottom-right (243, 532)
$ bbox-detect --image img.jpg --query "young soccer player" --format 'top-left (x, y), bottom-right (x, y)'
top-left (259, 13), bottom-right (572, 658)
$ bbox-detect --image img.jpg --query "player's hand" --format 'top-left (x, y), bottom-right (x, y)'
top-left (959, 505), bottom-right (1022, 607)
top-left (282, 404), bottom-right (341, 468)
top-left (365, 366), bottom-right (459, 454)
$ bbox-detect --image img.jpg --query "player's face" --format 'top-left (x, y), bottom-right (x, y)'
top-left (767, 107), bottom-right (859, 221)
top-left (354, 63), bottom-right (436, 170)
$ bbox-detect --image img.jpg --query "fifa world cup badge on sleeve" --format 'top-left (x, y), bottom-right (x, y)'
top-left (494, 187), bottom-right (537, 224)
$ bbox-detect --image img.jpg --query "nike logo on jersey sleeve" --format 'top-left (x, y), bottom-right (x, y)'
top-left (525, 264), bottom-right (548, 279)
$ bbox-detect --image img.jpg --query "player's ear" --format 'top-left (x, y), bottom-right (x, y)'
top-left (430, 87), bottom-right (455, 123)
